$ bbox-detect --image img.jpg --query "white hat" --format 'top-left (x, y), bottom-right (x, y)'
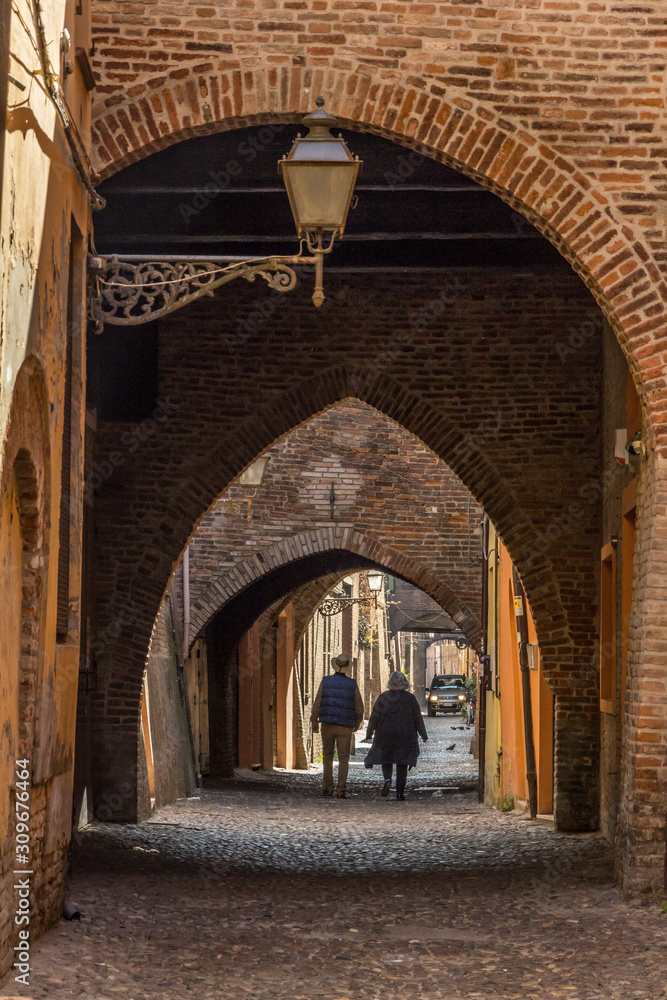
top-left (331, 654), bottom-right (351, 671)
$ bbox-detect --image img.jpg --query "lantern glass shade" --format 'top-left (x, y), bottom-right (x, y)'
top-left (367, 570), bottom-right (384, 593)
top-left (238, 457), bottom-right (269, 488)
top-left (279, 108), bottom-right (361, 236)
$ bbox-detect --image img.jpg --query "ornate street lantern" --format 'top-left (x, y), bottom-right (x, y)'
top-left (279, 98), bottom-right (360, 239)
top-left (318, 568), bottom-right (384, 617)
top-left (90, 98), bottom-right (361, 326)
top-left (279, 97), bottom-right (362, 306)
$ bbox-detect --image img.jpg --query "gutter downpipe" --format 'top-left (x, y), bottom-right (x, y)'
top-left (167, 555), bottom-right (201, 792)
top-left (478, 516), bottom-right (489, 804)
top-left (0, 4), bottom-right (10, 225)
top-left (183, 546), bottom-right (191, 654)
top-left (31, 0), bottom-right (105, 210)
top-left (512, 567), bottom-right (538, 820)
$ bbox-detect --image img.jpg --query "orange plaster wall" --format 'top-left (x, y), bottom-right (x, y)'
top-left (495, 536), bottom-right (553, 814)
top-left (500, 562), bottom-right (525, 804)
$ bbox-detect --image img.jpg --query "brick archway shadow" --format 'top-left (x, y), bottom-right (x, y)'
top-left (245, 571), bottom-right (365, 669)
top-left (92, 67), bottom-right (667, 419)
top-left (188, 526), bottom-right (482, 655)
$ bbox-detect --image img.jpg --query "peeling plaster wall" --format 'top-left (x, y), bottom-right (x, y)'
top-left (0, 474), bottom-right (22, 966)
top-left (0, 0), bottom-right (93, 978)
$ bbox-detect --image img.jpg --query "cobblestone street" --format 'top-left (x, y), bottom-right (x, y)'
top-left (2, 718), bottom-right (666, 1000)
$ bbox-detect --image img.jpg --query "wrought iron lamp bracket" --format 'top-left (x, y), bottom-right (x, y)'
top-left (216, 486), bottom-right (259, 522)
top-left (87, 240), bottom-right (335, 331)
top-left (87, 253), bottom-right (309, 332)
top-left (318, 595), bottom-right (378, 618)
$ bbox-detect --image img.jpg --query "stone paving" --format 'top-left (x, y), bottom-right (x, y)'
top-left (2, 717), bottom-right (667, 1000)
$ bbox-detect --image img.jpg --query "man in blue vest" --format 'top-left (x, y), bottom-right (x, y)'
top-left (311, 653), bottom-right (364, 799)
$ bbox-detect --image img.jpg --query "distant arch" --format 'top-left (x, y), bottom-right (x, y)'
top-left (189, 526), bottom-right (481, 652)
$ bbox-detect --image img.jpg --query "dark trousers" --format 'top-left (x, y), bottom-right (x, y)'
top-left (382, 763), bottom-right (408, 795)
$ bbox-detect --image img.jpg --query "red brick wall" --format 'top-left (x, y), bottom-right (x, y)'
top-left (89, 1), bottom-right (667, 240)
top-left (88, 2), bottom-right (667, 403)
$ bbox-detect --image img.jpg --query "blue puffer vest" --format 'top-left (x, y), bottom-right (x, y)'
top-left (319, 672), bottom-right (357, 728)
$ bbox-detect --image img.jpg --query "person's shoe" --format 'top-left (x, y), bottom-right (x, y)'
top-left (335, 790), bottom-right (347, 799)
top-left (322, 788), bottom-right (333, 797)
top-left (397, 793), bottom-right (406, 801)
top-left (381, 779), bottom-right (391, 798)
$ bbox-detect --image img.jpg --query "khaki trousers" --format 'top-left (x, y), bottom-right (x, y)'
top-left (320, 723), bottom-right (353, 792)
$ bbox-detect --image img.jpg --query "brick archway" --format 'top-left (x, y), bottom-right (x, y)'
top-left (194, 537), bottom-right (478, 780)
top-left (1, 357), bottom-right (51, 546)
top-left (100, 377), bottom-right (569, 732)
top-left (243, 573), bottom-right (348, 664)
top-left (93, 356), bottom-right (601, 833)
top-left (91, 68), bottom-right (667, 410)
top-left (188, 527), bottom-right (481, 652)
top-left (89, 67), bottom-right (667, 888)
top-left (173, 381), bottom-right (593, 832)
top-left (292, 575), bottom-right (359, 656)
top-left (1, 358), bottom-right (51, 765)
top-left (0, 358), bottom-right (57, 972)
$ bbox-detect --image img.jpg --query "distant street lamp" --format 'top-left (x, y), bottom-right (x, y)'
top-left (217, 457), bottom-right (270, 522)
top-left (89, 98), bottom-right (362, 328)
top-left (238, 456), bottom-right (269, 489)
top-left (319, 570), bottom-right (384, 617)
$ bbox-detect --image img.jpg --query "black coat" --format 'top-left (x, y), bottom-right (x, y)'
top-left (364, 690), bottom-right (427, 768)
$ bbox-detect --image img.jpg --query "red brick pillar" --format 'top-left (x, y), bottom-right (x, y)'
top-left (92, 714), bottom-right (144, 824)
top-left (552, 696), bottom-right (600, 832)
top-left (238, 626), bottom-right (261, 769)
top-left (617, 453), bottom-right (667, 894)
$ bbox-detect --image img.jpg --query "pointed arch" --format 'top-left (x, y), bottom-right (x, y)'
top-left (188, 527), bottom-right (481, 653)
top-left (132, 378), bottom-right (569, 666)
top-left (91, 68), bottom-right (667, 414)
top-left (0, 357), bottom-right (51, 762)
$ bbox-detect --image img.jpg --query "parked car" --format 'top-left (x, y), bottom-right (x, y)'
top-left (426, 675), bottom-right (467, 717)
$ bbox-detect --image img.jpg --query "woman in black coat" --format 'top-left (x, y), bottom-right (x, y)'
top-left (364, 672), bottom-right (428, 800)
